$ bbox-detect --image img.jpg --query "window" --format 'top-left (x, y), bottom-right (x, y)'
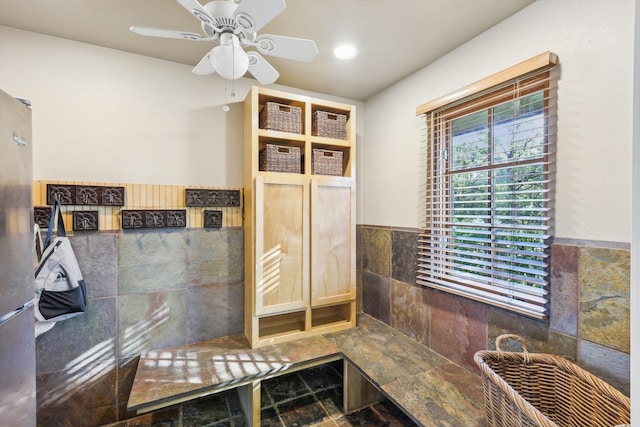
top-left (416, 53), bottom-right (557, 319)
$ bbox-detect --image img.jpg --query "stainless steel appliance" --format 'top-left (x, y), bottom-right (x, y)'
top-left (0, 88), bottom-right (37, 426)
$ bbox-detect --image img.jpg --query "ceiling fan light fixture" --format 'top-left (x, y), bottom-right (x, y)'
top-left (334, 44), bottom-right (358, 60)
top-left (131, 0), bottom-right (317, 85)
top-left (210, 33), bottom-right (249, 80)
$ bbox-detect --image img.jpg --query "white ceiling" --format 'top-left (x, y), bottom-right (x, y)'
top-left (0, 0), bottom-right (534, 101)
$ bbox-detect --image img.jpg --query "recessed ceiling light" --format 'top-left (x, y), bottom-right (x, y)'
top-left (334, 44), bottom-right (358, 60)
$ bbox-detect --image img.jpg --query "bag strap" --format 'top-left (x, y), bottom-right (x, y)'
top-left (44, 200), bottom-right (66, 248)
top-left (34, 223), bottom-right (44, 262)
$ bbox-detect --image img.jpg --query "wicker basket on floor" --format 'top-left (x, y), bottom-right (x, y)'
top-left (474, 334), bottom-right (630, 427)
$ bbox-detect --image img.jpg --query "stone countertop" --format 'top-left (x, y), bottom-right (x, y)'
top-left (128, 314), bottom-right (485, 426)
top-left (326, 314), bottom-right (485, 426)
top-left (128, 333), bottom-right (342, 411)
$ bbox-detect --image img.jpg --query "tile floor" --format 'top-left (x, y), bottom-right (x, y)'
top-left (110, 360), bottom-right (418, 426)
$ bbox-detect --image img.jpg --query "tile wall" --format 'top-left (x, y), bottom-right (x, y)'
top-left (34, 228), bottom-right (244, 427)
top-left (358, 225), bottom-right (630, 396)
top-left (34, 224), bottom-right (630, 426)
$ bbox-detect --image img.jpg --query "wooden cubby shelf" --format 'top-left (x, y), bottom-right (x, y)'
top-left (244, 86), bottom-right (357, 348)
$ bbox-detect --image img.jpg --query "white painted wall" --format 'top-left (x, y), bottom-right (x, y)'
top-left (0, 26), bottom-right (363, 189)
top-left (362, 0), bottom-right (634, 243)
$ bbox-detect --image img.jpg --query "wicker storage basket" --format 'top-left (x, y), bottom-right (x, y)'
top-left (312, 111), bottom-right (347, 139)
top-left (474, 334), bottom-right (630, 427)
top-left (259, 144), bottom-right (301, 173)
top-left (259, 102), bottom-right (302, 134)
top-left (312, 148), bottom-right (343, 176)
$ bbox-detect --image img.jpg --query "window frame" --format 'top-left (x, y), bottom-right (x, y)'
top-left (416, 53), bottom-right (558, 319)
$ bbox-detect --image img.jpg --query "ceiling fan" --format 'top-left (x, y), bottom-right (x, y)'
top-left (130, 0), bottom-right (318, 85)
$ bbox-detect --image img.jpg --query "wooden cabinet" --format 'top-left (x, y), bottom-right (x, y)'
top-left (244, 86), bottom-right (356, 347)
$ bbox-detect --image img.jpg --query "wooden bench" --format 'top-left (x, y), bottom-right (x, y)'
top-left (128, 314), bottom-right (485, 426)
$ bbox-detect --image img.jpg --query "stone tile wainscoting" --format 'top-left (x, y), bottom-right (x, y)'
top-left (358, 225), bottom-right (630, 396)
top-left (33, 224), bottom-right (630, 426)
top-left (34, 228), bottom-right (244, 426)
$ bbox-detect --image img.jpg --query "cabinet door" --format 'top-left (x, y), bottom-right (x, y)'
top-left (255, 175), bottom-right (309, 315)
top-left (310, 178), bottom-right (356, 307)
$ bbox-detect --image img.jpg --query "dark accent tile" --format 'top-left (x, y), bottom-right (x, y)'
top-left (46, 183), bottom-right (125, 206)
top-left (185, 189), bottom-right (241, 207)
top-left (46, 184), bottom-right (74, 205)
top-left (229, 415), bottom-right (247, 426)
top-left (204, 210), bottom-right (223, 228)
top-left (549, 244), bottom-right (579, 336)
top-left (186, 229), bottom-right (244, 287)
top-left (298, 363), bottom-right (342, 392)
top-left (186, 282), bottom-right (244, 343)
top-left (36, 359), bottom-right (117, 427)
top-left (36, 297), bottom-right (117, 375)
top-left (261, 383), bottom-right (274, 408)
top-left (72, 210), bottom-right (99, 231)
top-left (391, 229), bottom-right (418, 285)
top-left (121, 210), bottom-right (186, 229)
top-left (118, 231), bottom-right (187, 294)
top-left (336, 407), bottom-right (387, 426)
top-left (361, 227), bottom-right (391, 277)
top-left (276, 394), bottom-right (329, 426)
top-left (263, 372), bottom-right (308, 403)
top-left (428, 289), bottom-right (487, 372)
top-left (34, 206), bottom-right (52, 228)
top-left (260, 406), bottom-right (282, 427)
top-left (362, 271), bottom-right (390, 325)
top-left (315, 387), bottom-right (344, 419)
top-left (391, 279), bottom-right (429, 347)
top-left (118, 290), bottom-right (186, 358)
top-left (227, 388), bottom-right (244, 416)
top-left (70, 233), bottom-right (118, 299)
top-left (182, 393), bottom-right (231, 426)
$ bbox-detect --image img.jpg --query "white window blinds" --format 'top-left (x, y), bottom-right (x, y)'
top-left (417, 54), bottom-right (557, 319)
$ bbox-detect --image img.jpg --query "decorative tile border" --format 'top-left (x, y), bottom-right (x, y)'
top-left (34, 181), bottom-right (244, 231)
top-left (204, 210), bottom-right (223, 228)
top-left (34, 206), bottom-right (52, 229)
top-left (121, 210), bottom-right (187, 229)
top-left (185, 189), bottom-right (241, 207)
top-left (73, 211), bottom-right (99, 231)
top-left (47, 184), bottom-right (125, 206)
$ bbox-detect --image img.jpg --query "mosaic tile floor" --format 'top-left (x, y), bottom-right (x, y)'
top-left (111, 360), bottom-right (418, 427)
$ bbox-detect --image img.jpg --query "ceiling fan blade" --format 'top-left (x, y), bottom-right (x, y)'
top-left (130, 26), bottom-right (212, 41)
top-left (192, 51), bottom-right (216, 75)
top-left (253, 34), bottom-right (318, 62)
top-left (233, 0), bottom-right (285, 34)
top-left (175, 0), bottom-right (216, 26)
top-left (247, 52), bottom-right (279, 85)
